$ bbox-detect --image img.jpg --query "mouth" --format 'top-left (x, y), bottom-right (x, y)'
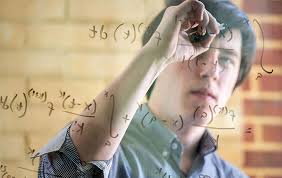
top-left (190, 88), bottom-right (217, 101)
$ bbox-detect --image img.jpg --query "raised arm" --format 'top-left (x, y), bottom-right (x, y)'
top-left (70, 0), bottom-right (220, 162)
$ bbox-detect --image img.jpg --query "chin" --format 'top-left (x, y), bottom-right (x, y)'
top-left (191, 102), bottom-right (215, 126)
top-left (191, 99), bottom-right (216, 110)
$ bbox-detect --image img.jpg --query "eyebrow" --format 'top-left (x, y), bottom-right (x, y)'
top-left (220, 49), bottom-right (239, 58)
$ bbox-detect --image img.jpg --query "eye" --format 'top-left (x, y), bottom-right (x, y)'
top-left (218, 56), bottom-right (233, 68)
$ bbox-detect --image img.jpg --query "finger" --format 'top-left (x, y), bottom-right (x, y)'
top-left (177, 0), bottom-right (204, 28)
top-left (189, 0), bottom-right (205, 23)
top-left (197, 9), bottom-right (209, 35)
top-left (176, 0), bottom-right (195, 15)
top-left (180, 1), bottom-right (211, 36)
top-left (206, 11), bottom-right (220, 36)
top-left (194, 12), bottom-right (220, 49)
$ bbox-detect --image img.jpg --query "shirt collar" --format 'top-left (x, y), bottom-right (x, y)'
top-left (134, 103), bottom-right (218, 157)
top-left (197, 130), bottom-right (218, 156)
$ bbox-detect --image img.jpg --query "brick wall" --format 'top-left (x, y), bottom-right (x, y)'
top-left (241, 0), bottom-right (282, 178)
top-left (0, 0), bottom-right (281, 178)
top-left (0, 0), bottom-right (165, 177)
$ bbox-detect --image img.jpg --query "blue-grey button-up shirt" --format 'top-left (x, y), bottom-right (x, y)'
top-left (33, 103), bottom-right (249, 178)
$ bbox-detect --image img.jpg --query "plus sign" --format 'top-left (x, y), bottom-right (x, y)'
top-left (242, 18), bottom-right (249, 25)
top-left (123, 114), bottom-right (130, 123)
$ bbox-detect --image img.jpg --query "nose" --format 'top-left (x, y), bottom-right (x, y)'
top-left (198, 52), bottom-right (220, 80)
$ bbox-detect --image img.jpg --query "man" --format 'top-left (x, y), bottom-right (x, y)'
top-left (33, 0), bottom-right (256, 177)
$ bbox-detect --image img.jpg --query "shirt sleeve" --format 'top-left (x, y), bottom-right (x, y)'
top-left (37, 124), bottom-right (113, 178)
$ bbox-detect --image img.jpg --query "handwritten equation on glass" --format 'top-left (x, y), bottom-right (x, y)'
top-left (89, 22), bottom-right (162, 46)
top-left (88, 16), bottom-right (274, 81)
top-left (0, 88), bottom-right (96, 119)
top-left (0, 87), bottom-right (249, 146)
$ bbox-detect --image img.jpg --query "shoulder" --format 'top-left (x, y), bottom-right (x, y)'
top-left (206, 153), bottom-right (249, 178)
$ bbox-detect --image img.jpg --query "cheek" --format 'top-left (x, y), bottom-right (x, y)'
top-left (179, 63), bottom-right (194, 88)
top-left (217, 70), bottom-right (238, 105)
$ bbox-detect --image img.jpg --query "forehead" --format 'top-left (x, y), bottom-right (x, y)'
top-left (210, 29), bottom-right (242, 58)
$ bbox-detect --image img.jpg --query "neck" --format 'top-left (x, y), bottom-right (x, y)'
top-left (171, 119), bottom-right (206, 174)
top-left (177, 125), bottom-right (205, 174)
top-left (147, 101), bottom-right (206, 173)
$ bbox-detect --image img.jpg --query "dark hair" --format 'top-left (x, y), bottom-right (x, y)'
top-left (144, 0), bottom-right (256, 100)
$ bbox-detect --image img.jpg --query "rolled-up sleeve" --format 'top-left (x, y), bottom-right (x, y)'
top-left (34, 123), bottom-right (113, 178)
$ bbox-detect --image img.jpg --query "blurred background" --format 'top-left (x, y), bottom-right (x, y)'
top-left (0, 0), bottom-right (281, 177)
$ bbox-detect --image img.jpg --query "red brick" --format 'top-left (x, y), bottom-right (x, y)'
top-left (263, 125), bottom-right (282, 142)
top-left (254, 49), bottom-right (282, 66)
top-left (250, 176), bottom-right (256, 178)
top-left (244, 99), bottom-right (282, 117)
top-left (244, 151), bottom-right (282, 167)
top-left (259, 75), bottom-right (282, 91)
top-left (243, 123), bottom-right (254, 142)
top-left (261, 23), bottom-right (282, 40)
top-left (243, 0), bottom-right (282, 14)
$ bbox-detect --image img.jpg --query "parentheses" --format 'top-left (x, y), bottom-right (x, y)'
top-left (9, 94), bottom-right (18, 113)
top-left (141, 111), bottom-right (149, 128)
top-left (130, 24), bottom-right (136, 44)
top-left (213, 104), bottom-right (218, 114)
top-left (91, 99), bottom-right (96, 115)
top-left (207, 105), bottom-right (213, 125)
top-left (253, 19), bottom-right (273, 74)
top-left (114, 23), bottom-right (124, 42)
top-left (187, 55), bottom-right (193, 71)
top-left (226, 25), bottom-right (232, 42)
top-left (42, 91), bottom-right (47, 103)
top-left (27, 88), bottom-right (32, 98)
top-left (62, 95), bottom-right (70, 109)
top-left (193, 106), bottom-right (201, 121)
top-left (177, 114), bottom-right (184, 131)
top-left (18, 93), bottom-right (27, 118)
top-left (224, 107), bottom-right (228, 115)
top-left (109, 94), bottom-right (119, 138)
top-left (137, 22), bottom-right (144, 33)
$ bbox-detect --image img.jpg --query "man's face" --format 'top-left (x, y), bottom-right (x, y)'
top-left (154, 29), bottom-right (242, 126)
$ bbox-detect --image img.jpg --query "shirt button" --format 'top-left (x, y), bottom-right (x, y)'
top-left (162, 151), bottom-right (168, 157)
top-left (171, 143), bottom-right (178, 150)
